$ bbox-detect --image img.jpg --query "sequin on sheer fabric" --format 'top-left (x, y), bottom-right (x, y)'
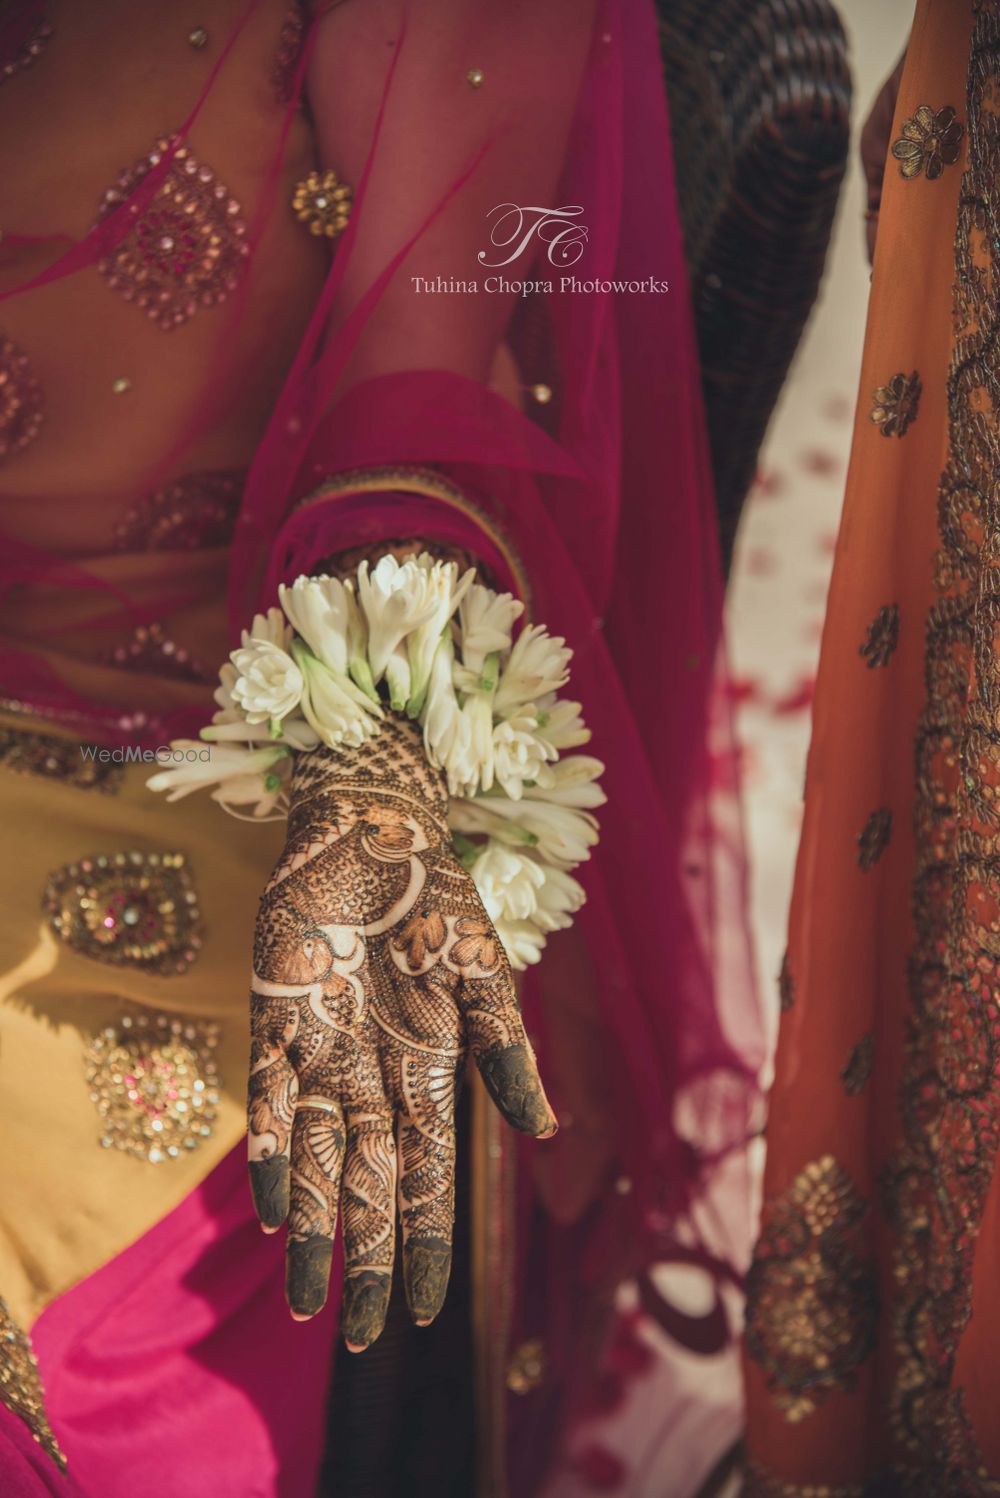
top-left (96, 139), bottom-right (249, 330)
top-left (104, 622), bottom-right (210, 683)
top-left (272, 1), bottom-right (307, 105)
top-left (113, 468), bottom-right (244, 551)
top-left (0, 334), bottom-right (44, 460)
top-left (85, 1008), bottom-right (220, 1163)
top-left (0, 16), bottom-right (52, 84)
top-left (43, 850), bottom-right (202, 975)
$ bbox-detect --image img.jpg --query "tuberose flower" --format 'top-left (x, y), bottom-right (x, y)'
top-left (147, 742), bottom-right (291, 802)
top-left (494, 625), bottom-right (572, 714)
top-left (230, 638), bottom-right (303, 726)
top-left (279, 574), bottom-right (359, 679)
top-left (533, 694), bottom-right (591, 752)
top-left (471, 844), bottom-right (546, 923)
top-left (357, 554), bottom-right (461, 687)
top-left (532, 866), bottom-right (586, 932)
top-left (492, 916), bottom-right (545, 969)
top-left (457, 583), bottom-right (523, 676)
top-left (492, 712), bottom-right (556, 800)
top-left (294, 641), bottom-right (380, 749)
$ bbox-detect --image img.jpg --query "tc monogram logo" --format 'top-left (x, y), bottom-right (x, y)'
top-left (478, 204), bottom-right (589, 269)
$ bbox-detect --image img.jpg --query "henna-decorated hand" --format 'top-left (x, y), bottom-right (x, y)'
top-left (247, 716), bottom-right (557, 1347)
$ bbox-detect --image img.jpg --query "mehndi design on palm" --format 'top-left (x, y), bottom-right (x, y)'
top-left (248, 715), bottom-right (556, 1347)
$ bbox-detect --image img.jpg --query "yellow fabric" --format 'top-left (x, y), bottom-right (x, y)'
top-left (0, 712), bottom-right (283, 1330)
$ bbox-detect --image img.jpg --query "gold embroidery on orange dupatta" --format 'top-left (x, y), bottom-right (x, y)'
top-left (891, 105), bottom-right (965, 181)
top-left (841, 1035), bottom-right (874, 1097)
top-left (880, 9), bottom-right (1000, 1487)
top-left (859, 605), bottom-right (900, 668)
top-left (857, 809), bottom-right (892, 870)
top-left (743, 1460), bottom-right (865, 1498)
top-left (0, 1297), bottom-right (66, 1472)
top-left (869, 371), bottom-right (922, 437)
top-left (745, 1156), bottom-right (879, 1423)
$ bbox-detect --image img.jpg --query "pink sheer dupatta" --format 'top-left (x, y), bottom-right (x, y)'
top-left (234, 0), bottom-right (764, 1485)
top-left (0, 0), bottom-right (763, 1488)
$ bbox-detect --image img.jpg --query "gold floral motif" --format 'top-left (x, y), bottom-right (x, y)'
top-left (0, 1297), bottom-right (66, 1471)
top-left (85, 1008), bottom-right (220, 1162)
top-left (743, 1461), bottom-right (865, 1498)
top-left (0, 726), bottom-right (123, 792)
top-left (857, 809), bottom-right (892, 870)
top-left (114, 469), bottom-right (243, 552)
top-left (506, 1337), bottom-right (546, 1395)
top-left (859, 605), bottom-right (900, 668)
top-left (96, 138), bottom-right (249, 330)
top-left (745, 1156), bottom-right (878, 1423)
top-left (779, 951), bottom-right (796, 1012)
top-left (870, 372), bottom-right (921, 438)
top-left (43, 850), bottom-right (202, 975)
top-left (0, 333), bottom-right (44, 460)
top-left (841, 1034), bottom-right (874, 1096)
top-left (291, 168), bottom-right (352, 240)
top-left (891, 105), bottom-right (964, 181)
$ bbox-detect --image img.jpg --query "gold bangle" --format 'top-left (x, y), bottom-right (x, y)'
top-left (293, 466), bottom-right (532, 611)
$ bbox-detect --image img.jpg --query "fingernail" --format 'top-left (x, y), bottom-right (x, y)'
top-left (341, 1270), bottom-right (392, 1350)
top-left (249, 1156), bottom-right (290, 1230)
top-left (404, 1236), bottom-right (451, 1325)
top-left (286, 1235), bottom-right (333, 1318)
top-left (479, 1044), bottom-right (556, 1137)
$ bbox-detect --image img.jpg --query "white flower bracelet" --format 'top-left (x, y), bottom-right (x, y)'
top-left (147, 553), bottom-right (605, 969)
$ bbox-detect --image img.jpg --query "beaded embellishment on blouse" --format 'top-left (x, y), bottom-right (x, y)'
top-left (85, 1008), bottom-right (221, 1163)
top-left (0, 1298), bottom-right (66, 1472)
top-left (0, 334), bottom-right (44, 460)
top-left (0, 725), bottom-right (123, 793)
top-left (114, 468), bottom-right (244, 551)
top-left (96, 139), bottom-right (249, 331)
top-left (44, 850), bottom-right (203, 975)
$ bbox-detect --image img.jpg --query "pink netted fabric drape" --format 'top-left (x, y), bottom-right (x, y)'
top-left (0, 0), bottom-right (763, 1486)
